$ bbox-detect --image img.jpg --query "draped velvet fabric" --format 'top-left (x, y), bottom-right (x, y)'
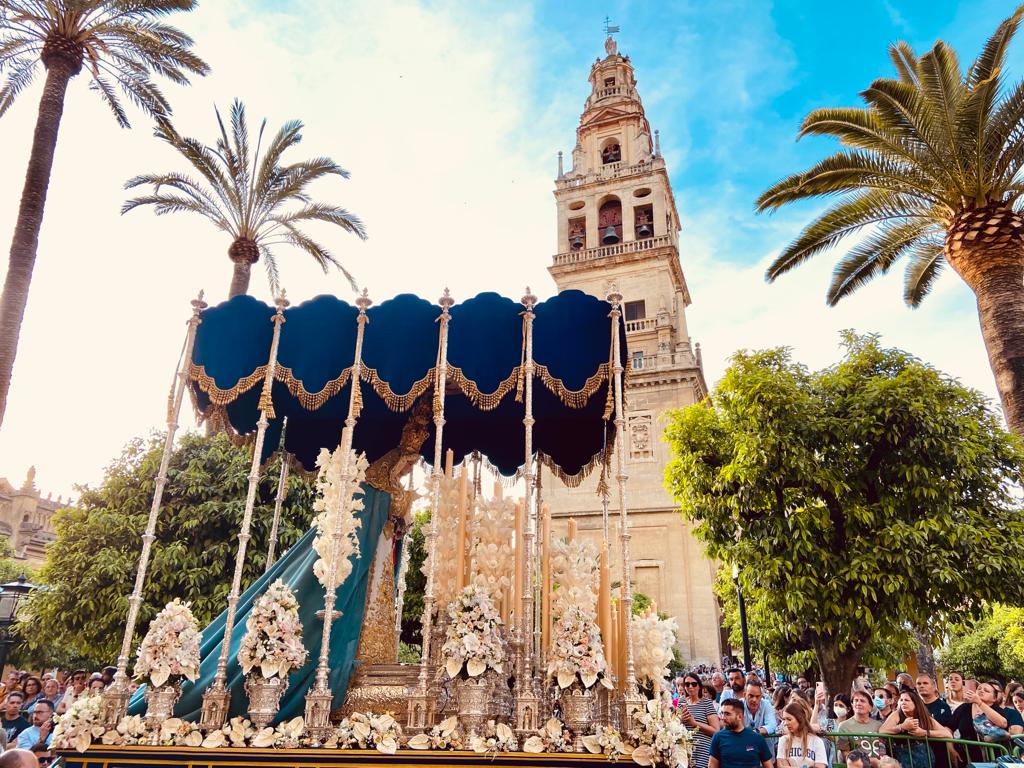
top-left (188, 290), bottom-right (627, 480)
top-left (128, 484), bottom-right (392, 720)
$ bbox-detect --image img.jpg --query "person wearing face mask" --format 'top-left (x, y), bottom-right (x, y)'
top-left (837, 690), bottom-right (885, 767)
top-left (872, 688), bottom-right (894, 722)
top-left (833, 695), bottom-right (852, 725)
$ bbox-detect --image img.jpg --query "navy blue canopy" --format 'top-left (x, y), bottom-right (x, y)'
top-left (188, 290), bottom-right (626, 482)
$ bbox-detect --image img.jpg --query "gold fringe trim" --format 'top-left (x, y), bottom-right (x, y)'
top-left (535, 362), bottom-right (611, 411)
top-left (536, 444), bottom-right (613, 489)
top-left (274, 365), bottom-right (353, 411)
top-left (447, 365), bottom-right (521, 412)
top-left (361, 366), bottom-right (435, 413)
top-left (188, 363), bottom-right (267, 406)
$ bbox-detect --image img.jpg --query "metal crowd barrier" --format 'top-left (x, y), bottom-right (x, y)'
top-left (815, 730), bottom-right (1011, 768)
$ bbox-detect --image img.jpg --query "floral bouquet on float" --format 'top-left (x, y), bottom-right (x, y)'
top-left (627, 698), bottom-right (694, 768)
top-left (547, 604), bottom-right (613, 690)
top-left (133, 598), bottom-right (202, 688)
top-left (441, 584), bottom-right (505, 679)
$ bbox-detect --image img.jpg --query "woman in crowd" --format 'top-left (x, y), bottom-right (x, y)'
top-left (1012, 690), bottom-right (1024, 719)
top-left (944, 673), bottom-right (965, 710)
top-left (19, 677), bottom-right (42, 711)
top-left (774, 685), bottom-right (793, 721)
top-left (28, 680), bottom-right (59, 713)
top-left (948, 681), bottom-right (1015, 763)
top-left (833, 694), bottom-right (853, 726)
top-left (677, 670), bottom-right (720, 768)
top-left (778, 701), bottom-right (829, 768)
top-left (702, 683), bottom-right (718, 702)
top-left (880, 690), bottom-right (951, 768)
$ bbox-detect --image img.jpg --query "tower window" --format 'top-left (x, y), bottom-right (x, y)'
top-left (632, 350), bottom-right (645, 369)
top-left (624, 301), bottom-right (646, 321)
top-left (568, 217), bottom-right (586, 251)
top-left (604, 76), bottom-right (616, 87)
top-left (601, 142), bottom-right (621, 164)
top-left (598, 199), bottom-right (623, 244)
top-left (634, 204), bottom-right (654, 239)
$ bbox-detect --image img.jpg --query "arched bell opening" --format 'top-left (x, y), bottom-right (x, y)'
top-left (598, 198), bottom-right (623, 245)
top-left (600, 137), bottom-right (621, 165)
top-left (634, 203), bottom-right (654, 240)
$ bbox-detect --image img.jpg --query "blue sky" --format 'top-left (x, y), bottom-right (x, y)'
top-left (0, 0), bottom-right (1018, 494)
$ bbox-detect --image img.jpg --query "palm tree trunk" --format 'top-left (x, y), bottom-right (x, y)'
top-left (966, 259), bottom-right (1024, 435)
top-left (0, 59), bottom-right (77, 431)
top-left (228, 260), bottom-right (252, 298)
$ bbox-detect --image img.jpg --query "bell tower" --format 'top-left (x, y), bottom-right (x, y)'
top-left (545, 36), bottom-right (722, 665)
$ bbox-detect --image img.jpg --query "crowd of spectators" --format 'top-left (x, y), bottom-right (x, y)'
top-left (669, 667), bottom-right (1024, 768)
top-left (0, 666), bottom-right (122, 767)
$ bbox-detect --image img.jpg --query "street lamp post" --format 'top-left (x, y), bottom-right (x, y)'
top-left (731, 563), bottom-right (751, 674)
top-left (0, 576), bottom-right (36, 673)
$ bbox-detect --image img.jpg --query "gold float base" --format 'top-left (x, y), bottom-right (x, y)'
top-left (336, 663), bottom-right (422, 727)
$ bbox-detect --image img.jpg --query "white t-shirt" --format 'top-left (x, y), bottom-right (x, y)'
top-left (777, 734), bottom-right (829, 766)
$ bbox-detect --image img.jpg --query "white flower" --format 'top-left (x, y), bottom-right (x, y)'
top-left (132, 599), bottom-right (202, 688)
top-left (238, 580), bottom-right (308, 678)
top-left (631, 613), bottom-right (678, 688)
top-left (441, 585), bottom-right (505, 679)
top-left (312, 448), bottom-right (366, 592)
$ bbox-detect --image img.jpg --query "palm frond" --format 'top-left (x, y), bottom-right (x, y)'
top-left (260, 244), bottom-right (281, 296)
top-left (917, 43), bottom-right (968, 188)
top-left (889, 41), bottom-right (921, 87)
top-left (967, 5), bottom-right (1024, 88)
top-left (0, 55), bottom-right (36, 117)
top-left (902, 242), bottom-right (945, 306)
top-left (825, 219), bottom-right (934, 304)
top-left (764, 189), bottom-right (932, 281)
top-left (88, 72), bottom-right (129, 127)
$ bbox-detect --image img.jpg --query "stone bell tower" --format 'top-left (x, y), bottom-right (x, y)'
top-left (544, 36), bottom-right (723, 665)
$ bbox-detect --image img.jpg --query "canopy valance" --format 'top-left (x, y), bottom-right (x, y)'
top-left (188, 289), bottom-right (627, 480)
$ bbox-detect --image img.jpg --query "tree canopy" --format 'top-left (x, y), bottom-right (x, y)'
top-left (938, 604), bottom-right (1024, 682)
top-left (19, 432), bottom-right (316, 668)
top-left (665, 333), bottom-right (1024, 696)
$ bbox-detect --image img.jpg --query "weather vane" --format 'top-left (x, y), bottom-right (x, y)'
top-left (604, 16), bottom-right (620, 35)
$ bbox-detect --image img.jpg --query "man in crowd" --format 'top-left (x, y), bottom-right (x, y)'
top-left (710, 699), bottom-right (774, 768)
top-left (846, 750), bottom-right (871, 768)
top-left (945, 672), bottom-right (965, 708)
top-left (720, 668), bottom-right (746, 705)
top-left (837, 690), bottom-right (884, 766)
top-left (711, 672), bottom-right (727, 701)
top-left (895, 672), bottom-right (914, 692)
top-left (744, 681), bottom-right (778, 738)
top-left (914, 675), bottom-right (953, 768)
top-left (0, 749), bottom-right (39, 768)
top-left (1, 692), bottom-right (28, 743)
top-left (15, 700), bottom-right (52, 751)
top-left (796, 677), bottom-right (811, 693)
top-left (871, 687), bottom-right (894, 722)
top-left (28, 745), bottom-right (52, 767)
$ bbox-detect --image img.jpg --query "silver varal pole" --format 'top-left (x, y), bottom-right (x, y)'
top-left (304, 289), bottom-right (373, 738)
top-left (200, 292), bottom-right (289, 730)
top-left (100, 291), bottom-right (207, 726)
top-left (265, 418), bottom-right (291, 572)
top-left (514, 288), bottom-right (541, 733)
top-left (406, 288), bottom-right (454, 732)
top-left (608, 286), bottom-right (645, 722)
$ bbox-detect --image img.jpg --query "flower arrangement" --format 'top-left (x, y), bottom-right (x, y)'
top-left (469, 721), bottom-right (518, 754)
top-left (326, 712), bottom-right (401, 753)
top-left (522, 717), bottom-right (575, 754)
top-left (52, 694), bottom-right (106, 752)
top-left (407, 716), bottom-right (464, 750)
top-left (627, 698), bottom-right (694, 768)
top-left (548, 604), bottom-right (613, 690)
top-left (584, 725), bottom-right (631, 761)
top-left (133, 598), bottom-right (202, 688)
top-left (550, 537), bottom-right (599, 616)
top-left (632, 612), bottom-right (679, 689)
top-left (238, 579), bottom-right (308, 679)
top-left (312, 447), bottom-right (366, 592)
top-left (442, 584), bottom-right (505, 679)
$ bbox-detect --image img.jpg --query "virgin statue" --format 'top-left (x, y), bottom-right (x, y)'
top-left (147, 399), bottom-right (432, 723)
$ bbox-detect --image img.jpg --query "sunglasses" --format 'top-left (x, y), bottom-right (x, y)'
top-left (38, 759), bottom-right (53, 766)
top-left (684, 682), bottom-right (700, 688)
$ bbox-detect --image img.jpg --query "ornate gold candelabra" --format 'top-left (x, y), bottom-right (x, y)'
top-left (100, 291), bottom-right (206, 727)
top-left (200, 293), bottom-right (289, 731)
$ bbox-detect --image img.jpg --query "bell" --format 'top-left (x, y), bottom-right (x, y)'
top-left (571, 235), bottom-right (584, 250)
top-left (602, 226), bottom-right (620, 245)
top-left (638, 223), bottom-right (652, 238)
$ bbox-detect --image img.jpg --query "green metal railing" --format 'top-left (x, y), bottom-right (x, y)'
top-left (817, 730), bottom-right (1011, 768)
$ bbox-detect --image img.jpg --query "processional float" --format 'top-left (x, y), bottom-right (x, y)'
top-left (58, 286), bottom-right (687, 768)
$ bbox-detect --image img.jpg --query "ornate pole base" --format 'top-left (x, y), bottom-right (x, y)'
top-left (199, 683), bottom-right (231, 732)
top-left (303, 686), bottom-right (334, 741)
top-left (98, 683), bottom-right (130, 728)
top-left (621, 686), bottom-right (645, 729)
top-left (513, 689), bottom-right (541, 737)
top-left (406, 688), bottom-right (433, 734)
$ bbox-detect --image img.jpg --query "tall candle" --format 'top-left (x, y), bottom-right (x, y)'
top-left (455, 468), bottom-right (468, 591)
top-left (610, 600), bottom-right (620, 690)
top-left (445, 448), bottom-right (454, 478)
top-left (567, 517), bottom-right (577, 542)
top-left (541, 503), bottom-right (551, 652)
top-left (598, 541), bottom-right (611, 659)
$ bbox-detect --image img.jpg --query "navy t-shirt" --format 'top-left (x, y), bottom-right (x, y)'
top-left (710, 727), bottom-right (773, 768)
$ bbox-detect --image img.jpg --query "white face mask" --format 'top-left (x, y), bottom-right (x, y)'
top-left (834, 706), bottom-right (848, 718)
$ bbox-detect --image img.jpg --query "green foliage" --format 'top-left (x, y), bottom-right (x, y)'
top-left (0, 538), bottom-right (35, 585)
top-left (938, 604), bottom-right (1024, 681)
top-left (632, 591), bottom-right (653, 617)
top-left (755, 6), bottom-right (1024, 306)
top-left (0, 0), bottom-right (208, 125)
top-left (18, 432), bottom-right (316, 668)
top-left (398, 641), bottom-right (422, 664)
top-left (400, 509), bottom-right (428, 646)
top-left (665, 333), bottom-right (1024, 694)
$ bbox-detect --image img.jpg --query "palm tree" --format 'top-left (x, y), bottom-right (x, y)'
top-left (756, 6), bottom-right (1024, 434)
top-left (123, 99), bottom-right (367, 298)
top-left (0, 0), bottom-right (207, 430)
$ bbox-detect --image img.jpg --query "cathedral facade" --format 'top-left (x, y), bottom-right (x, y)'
top-left (543, 37), bottom-right (723, 665)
